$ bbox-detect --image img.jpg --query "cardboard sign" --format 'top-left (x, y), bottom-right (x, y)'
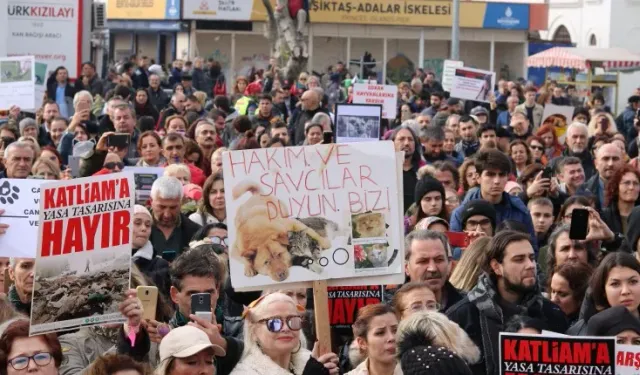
top-left (222, 142), bottom-right (403, 291)
top-left (30, 173), bottom-right (135, 335)
top-left (499, 333), bottom-right (615, 375)
top-left (334, 103), bottom-right (383, 143)
top-left (442, 60), bottom-right (464, 92)
top-left (450, 66), bottom-right (496, 103)
top-left (0, 179), bottom-right (47, 258)
top-left (0, 55), bottom-right (35, 110)
top-left (352, 83), bottom-right (399, 119)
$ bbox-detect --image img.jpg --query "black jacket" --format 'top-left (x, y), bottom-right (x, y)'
top-left (551, 148), bottom-right (596, 181)
top-left (446, 274), bottom-right (568, 375)
top-left (584, 173), bottom-right (605, 212)
top-left (623, 206), bottom-right (640, 253)
top-left (150, 213), bottom-right (202, 255)
top-left (46, 81), bottom-right (76, 102)
top-left (147, 87), bottom-right (170, 112)
top-left (290, 106), bottom-right (327, 145)
top-left (134, 255), bottom-right (170, 298)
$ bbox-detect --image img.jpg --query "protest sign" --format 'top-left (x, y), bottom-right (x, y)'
top-left (541, 104), bottom-right (574, 144)
top-left (450, 66), bottom-right (495, 103)
top-left (327, 285), bottom-right (383, 330)
top-left (500, 333), bottom-right (615, 375)
top-left (442, 60), bottom-right (464, 92)
top-left (0, 55), bottom-right (35, 110)
top-left (223, 141), bottom-right (403, 290)
top-left (617, 344), bottom-right (640, 375)
top-left (335, 103), bottom-right (382, 143)
top-left (126, 166), bottom-right (164, 205)
top-left (0, 178), bottom-right (47, 258)
top-left (352, 83), bottom-right (399, 119)
top-left (30, 173), bottom-right (135, 335)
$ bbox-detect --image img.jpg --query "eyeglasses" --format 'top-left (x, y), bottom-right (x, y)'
top-left (465, 218), bottom-right (492, 230)
top-left (259, 315), bottom-right (304, 333)
top-left (104, 162), bottom-right (124, 170)
top-left (404, 302), bottom-right (441, 313)
top-left (8, 352), bottom-right (52, 370)
top-left (209, 236), bottom-right (229, 247)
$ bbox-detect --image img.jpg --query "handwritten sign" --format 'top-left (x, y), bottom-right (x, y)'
top-left (352, 83), bottom-right (398, 119)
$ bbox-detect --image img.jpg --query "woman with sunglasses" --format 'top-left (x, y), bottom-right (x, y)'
top-left (93, 152), bottom-right (125, 176)
top-left (231, 293), bottom-right (337, 375)
top-left (0, 319), bottom-right (62, 375)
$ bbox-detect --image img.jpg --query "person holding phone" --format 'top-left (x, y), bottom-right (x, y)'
top-left (588, 111), bottom-right (618, 138)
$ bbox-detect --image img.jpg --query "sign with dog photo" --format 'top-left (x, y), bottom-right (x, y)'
top-left (222, 142), bottom-right (403, 289)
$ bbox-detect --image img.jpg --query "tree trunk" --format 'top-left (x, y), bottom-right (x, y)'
top-left (261, 0), bottom-right (308, 83)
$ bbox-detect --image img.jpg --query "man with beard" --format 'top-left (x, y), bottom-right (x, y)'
top-left (508, 110), bottom-right (532, 141)
top-left (552, 122), bottom-right (596, 180)
top-left (392, 123), bottom-right (422, 212)
top-left (446, 231), bottom-right (568, 375)
top-left (149, 176), bottom-right (202, 255)
top-left (450, 149), bottom-right (537, 248)
top-left (404, 230), bottom-right (463, 313)
top-left (584, 143), bottom-right (623, 211)
top-left (454, 116), bottom-right (480, 158)
top-left (419, 126), bottom-right (457, 165)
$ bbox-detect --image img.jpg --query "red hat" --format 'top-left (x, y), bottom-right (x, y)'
top-left (183, 183), bottom-right (203, 201)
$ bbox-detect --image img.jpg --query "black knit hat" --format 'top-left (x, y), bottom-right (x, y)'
top-left (460, 199), bottom-right (497, 230)
top-left (400, 345), bottom-right (473, 375)
top-left (587, 306), bottom-right (640, 337)
top-left (414, 176), bottom-right (445, 207)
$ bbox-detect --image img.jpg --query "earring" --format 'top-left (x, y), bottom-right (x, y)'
top-left (292, 340), bottom-right (302, 354)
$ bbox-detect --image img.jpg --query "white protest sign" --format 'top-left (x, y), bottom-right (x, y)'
top-left (0, 55), bottom-right (35, 110)
top-left (125, 166), bottom-right (164, 205)
top-left (352, 83), bottom-right (398, 119)
top-left (335, 103), bottom-right (382, 143)
top-left (30, 173), bottom-right (134, 335)
top-left (442, 60), bottom-right (464, 92)
top-left (617, 344), bottom-right (640, 375)
top-left (0, 178), bottom-right (46, 258)
top-left (0, 0), bottom-right (7, 57)
top-left (223, 142), bottom-right (403, 291)
top-left (541, 103), bottom-right (574, 143)
top-left (450, 66), bottom-right (496, 103)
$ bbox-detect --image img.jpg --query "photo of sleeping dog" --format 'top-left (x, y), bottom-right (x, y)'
top-left (231, 181), bottom-right (345, 282)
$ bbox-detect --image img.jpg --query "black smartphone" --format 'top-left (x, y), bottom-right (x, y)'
top-left (541, 166), bottom-right (554, 179)
top-left (191, 293), bottom-right (212, 322)
top-left (600, 118), bottom-right (609, 132)
top-left (107, 134), bottom-right (131, 149)
top-left (162, 250), bottom-right (177, 262)
top-left (569, 208), bottom-right (589, 240)
top-left (323, 132), bottom-right (333, 144)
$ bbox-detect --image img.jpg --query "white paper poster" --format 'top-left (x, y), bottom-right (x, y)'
top-left (541, 103), bottom-right (574, 143)
top-left (0, 0), bottom-right (8, 57)
top-left (0, 178), bottom-right (47, 258)
top-left (30, 173), bottom-right (134, 335)
top-left (0, 55), bottom-right (35, 110)
top-left (223, 142), bottom-right (403, 290)
top-left (616, 344), bottom-right (640, 375)
top-left (334, 103), bottom-right (382, 144)
top-left (442, 60), bottom-right (464, 92)
top-left (352, 83), bottom-right (399, 119)
top-left (125, 166), bottom-right (164, 205)
top-left (450, 66), bottom-right (496, 103)
top-left (7, 0), bottom-right (81, 78)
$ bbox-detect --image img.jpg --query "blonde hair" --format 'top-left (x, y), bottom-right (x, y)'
top-left (242, 293), bottom-right (307, 359)
top-left (17, 136), bottom-right (41, 159)
top-left (164, 163), bottom-right (191, 181)
top-left (417, 164), bottom-right (436, 180)
top-left (193, 91), bottom-right (207, 106)
top-left (449, 237), bottom-right (490, 292)
top-left (32, 158), bottom-right (61, 179)
top-left (396, 310), bottom-right (481, 364)
top-left (212, 147), bottom-right (227, 159)
top-left (587, 112), bottom-right (617, 137)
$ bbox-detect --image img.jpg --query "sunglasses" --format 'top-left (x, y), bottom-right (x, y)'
top-left (104, 162), bottom-right (124, 170)
top-left (529, 145), bottom-right (543, 151)
top-left (209, 236), bottom-right (229, 247)
top-left (259, 315), bottom-right (304, 333)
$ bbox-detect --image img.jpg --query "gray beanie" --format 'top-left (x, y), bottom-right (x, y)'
top-left (19, 118), bottom-right (37, 135)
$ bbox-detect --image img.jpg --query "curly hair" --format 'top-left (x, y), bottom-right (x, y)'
top-left (458, 159), bottom-right (477, 192)
top-left (604, 164), bottom-right (640, 207)
top-left (508, 139), bottom-right (532, 166)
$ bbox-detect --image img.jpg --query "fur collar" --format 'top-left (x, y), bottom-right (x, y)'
top-left (132, 241), bottom-right (154, 260)
top-left (230, 347), bottom-right (312, 375)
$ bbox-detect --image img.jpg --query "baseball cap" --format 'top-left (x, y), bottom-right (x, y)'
top-left (470, 106), bottom-right (489, 117)
top-left (158, 326), bottom-right (225, 371)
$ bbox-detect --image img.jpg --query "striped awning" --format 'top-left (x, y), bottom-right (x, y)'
top-left (527, 47), bottom-right (640, 71)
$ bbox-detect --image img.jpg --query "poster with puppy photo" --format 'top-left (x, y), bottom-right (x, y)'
top-left (222, 142), bottom-right (403, 289)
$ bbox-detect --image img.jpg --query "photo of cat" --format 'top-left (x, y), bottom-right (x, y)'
top-left (351, 212), bottom-right (386, 239)
top-left (355, 244), bottom-right (389, 269)
top-left (288, 217), bottom-right (348, 274)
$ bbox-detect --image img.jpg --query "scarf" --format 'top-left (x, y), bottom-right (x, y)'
top-left (8, 286), bottom-right (30, 316)
top-left (467, 274), bottom-right (543, 375)
top-left (460, 140), bottom-right (480, 156)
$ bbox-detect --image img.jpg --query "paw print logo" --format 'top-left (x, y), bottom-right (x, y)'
top-left (0, 181), bottom-right (20, 204)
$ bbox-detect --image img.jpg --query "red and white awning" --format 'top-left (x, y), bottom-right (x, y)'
top-left (527, 47), bottom-right (640, 71)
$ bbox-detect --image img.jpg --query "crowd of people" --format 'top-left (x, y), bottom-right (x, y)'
top-left (1, 53), bottom-right (640, 375)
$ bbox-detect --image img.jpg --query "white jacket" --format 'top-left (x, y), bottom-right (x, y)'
top-left (345, 358), bottom-right (403, 375)
top-left (229, 347), bottom-right (313, 375)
